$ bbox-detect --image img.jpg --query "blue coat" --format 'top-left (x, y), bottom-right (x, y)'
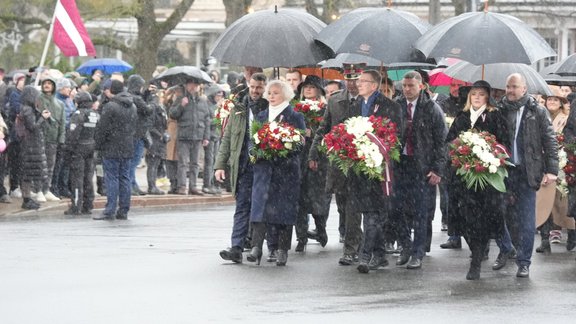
top-left (250, 106), bottom-right (306, 225)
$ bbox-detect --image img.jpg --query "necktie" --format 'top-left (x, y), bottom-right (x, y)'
top-left (406, 103), bottom-right (414, 156)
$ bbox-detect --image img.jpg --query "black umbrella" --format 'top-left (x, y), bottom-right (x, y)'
top-left (154, 66), bottom-right (212, 86)
top-left (444, 61), bottom-right (552, 95)
top-left (315, 7), bottom-right (430, 63)
top-left (209, 6), bottom-right (332, 68)
top-left (544, 54), bottom-right (576, 76)
top-left (415, 11), bottom-right (556, 65)
top-left (544, 74), bottom-right (576, 87)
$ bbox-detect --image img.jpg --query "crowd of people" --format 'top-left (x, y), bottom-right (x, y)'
top-left (2, 62), bottom-right (576, 280)
top-left (0, 66), bottom-right (229, 219)
top-left (216, 64), bottom-right (576, 281)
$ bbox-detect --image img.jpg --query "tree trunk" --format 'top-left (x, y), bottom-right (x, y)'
top-left (451, 0), bottom-right (466, 16)
top-left (429, 0), bottom-right (441, 25)
top-left (223, 0), bottom-right (253, 27)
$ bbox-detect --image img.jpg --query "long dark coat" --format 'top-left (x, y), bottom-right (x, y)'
top-left (250, 106), bottom-right (306, 225)
top-left (308, 89), bottom-right (361, 194)
top-left (446, 109), bottom-right (510, 240)
top-left (348, 92), bottom-right (404, 213)
top-left (19, 86), bottom-right (48, 182)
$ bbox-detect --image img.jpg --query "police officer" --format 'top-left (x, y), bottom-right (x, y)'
top-left (64, 91), bottom-right (100, 215)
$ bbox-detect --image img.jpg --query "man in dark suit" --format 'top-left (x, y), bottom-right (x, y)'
top-left (308, 63), bottom-right (363, 265)
top-left (393, 71), bottom-right (448, 269)
top-left (351, 69), bottom-right (403, 273)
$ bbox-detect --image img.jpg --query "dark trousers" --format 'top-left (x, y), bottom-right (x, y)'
top-left (252, 222), bottom-right (292, 251)
top-left (360, 211), bottom-right (388, 263)
top-left (295, 210), bottom-right (328, 242)
top-left (7, 141), bottom-right (21, 191)
top-left (335, 194), bottom-right (346, 237)
top-left (69, 151), bottom-right (95, 212)
top-left (165, 160), bottom-right (178, 191)
top-left (230, 169), bottom-right (253, 249)
top-left (43, 143), bottom-right (58, 193)
top-left (130, 139), bottom-right (145, 189)
top-left (51, 146), bottom-right (70, 196)
top-left (146, 155), bottom-right (162, 190)
top-left (102, 158), bottom-right (131, 216)
top-left (0, 151), bottom-right (8, 196)
top-left (337, 192), bottom-right (363, 255)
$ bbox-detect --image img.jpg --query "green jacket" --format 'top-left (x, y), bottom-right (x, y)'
top-left (38, 93), bottom-right (66, 144)
top-left (214, 103), bottom-right (248, 195)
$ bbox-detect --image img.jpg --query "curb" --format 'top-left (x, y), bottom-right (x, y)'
top-left (0, 194), bottom-right (236, 221)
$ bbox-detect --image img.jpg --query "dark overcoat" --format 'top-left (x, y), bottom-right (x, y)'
top-left (348, 92), bottom-right (404, 212)
top-left (250, 106), bottom-right (306, 225)
top-left (19, 86), bottom-right (48, 182)
top-left (308, 89), bottom-right (361, 194)
top-left (446, 109), bottom-right (510, 240)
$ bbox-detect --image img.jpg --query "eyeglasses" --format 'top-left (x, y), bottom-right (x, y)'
top-left (356, 79), bottom-right (375, 84)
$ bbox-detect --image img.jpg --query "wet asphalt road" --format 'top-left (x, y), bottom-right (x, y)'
top-left (1, 203), bottom-right (576, 323)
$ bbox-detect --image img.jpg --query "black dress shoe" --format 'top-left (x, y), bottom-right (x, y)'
top-left (316, 228), bottom-right (328, 247)
top-left (115, 212), bottom-right (128, 220)
top-left (338, 254), bottom-right (358, 266)
top-left (64, 208), bottom-right (81, 216)
top-left (492, 252), bottom-right (508, 270)
top-left (406, 256), bottom-right (422, 269)
top-left (535, 239), bottom-right (551, 253)
top-left (148, 187), bottom-right (165, 195)
top-left (219, 247), bottom-right (243, 263)
top-left (307, 229), bottom-right (318, 240)
top-left (440, 238), bottom-right (462, 249)
top-left (516, 265), bottom-right (529, 278)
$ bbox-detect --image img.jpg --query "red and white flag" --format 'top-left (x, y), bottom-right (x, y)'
top-left (53, 0), bottom-right (96, 57)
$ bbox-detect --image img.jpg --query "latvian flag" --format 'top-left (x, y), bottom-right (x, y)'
top-left (53, 0), bottom-right (96, 57)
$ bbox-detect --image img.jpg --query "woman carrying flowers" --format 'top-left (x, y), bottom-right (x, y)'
top-left (247, 80), bottom-right (306, 266)
top-left (447, 80), bottom-right (510, 280)
top-left (293, 75), bottom-right (331, 251)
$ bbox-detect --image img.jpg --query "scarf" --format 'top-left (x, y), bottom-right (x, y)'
top-left (268, 100), bottom-right (290, 122)
top-left (500, 94), bottom-right (530, 111)
top-left (469, 105), bottom-right (486, 128)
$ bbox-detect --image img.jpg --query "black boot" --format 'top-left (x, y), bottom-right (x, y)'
top-left (467, 242), bottom-right (483, 280)
top-left (246, 222), bottom-right (265, 265)
top-left (567, 230), bottom-right (576, 251)
top-left (295, 238), bottom-right (307, 252)
top-left (536, 231), bottom-right (551, 253)
top-left (96, 176), bottom-right (106, 196)
top-left (316, 225), bottom-right (328, 247)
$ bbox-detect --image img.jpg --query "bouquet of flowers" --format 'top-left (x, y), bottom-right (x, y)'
top-left (214, 96), bottom-right (237, 134)
top-left (322, 115), bottom-right (400, 182)
top-left (250, 120), bottom-right (304, 162)
top-left (294, 99), bottom-right (326, 128)
top-left (449, 130), bottom-right (513, 192)
top-left (559, 134), bottom-right (576, 195)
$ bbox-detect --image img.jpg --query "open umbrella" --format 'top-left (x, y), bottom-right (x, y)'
top-left (320, 53), bottom-right (435, 71)
top-left (444, 61), bottom-right (552, 95)
top-left (544, 54), bottom-right (576, 76)
top-left (415, 11), bottom-right (556, 65)
top-left (316, 7), bottom-right (430, 63)
top-left (76, 58), bottom-right (133, 75)
top-left (209, 6), bottom-right (332, 68)
top-left (544, 74), bottom-right (576, 87)
top-left (154, 66), bottom-right (212, 86)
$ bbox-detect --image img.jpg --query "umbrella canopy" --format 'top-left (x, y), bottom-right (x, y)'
top-left (444, 61), bottom-right (552, 95)
top-left (209, 7), bottom-right (332, 68)
top-left (544, 74), bottom-right (576, 87)
top-left (76, 58), bottom-right (133, 75)
top-left (415, 11), bottom-right (556, 65)
top-left (154, 66), bottom-right (212, 86)
top-left (544, 54), bottom-right (576, 76)
top-left (320, 53), bottom-right (435, 70)
top-left (316, 7), bottom-right (430, 63)
top-left (429, 69), bottom-right (454, 86)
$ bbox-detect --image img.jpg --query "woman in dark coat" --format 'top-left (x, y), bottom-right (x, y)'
top-left (294, 75), bottom-right (331, 251)
top-left (18, 85), bottom-right (50, 210)
top-left (446, 80), bottom-right (510, 280)
top-left (247, 80), bottom-right (306, 266)
top-left (146, 90), bottom-right (168, 195)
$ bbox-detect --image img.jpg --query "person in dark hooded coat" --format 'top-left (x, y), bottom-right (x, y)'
top-left (94, 80), bottom-right (137, 220)
top-left (64, 91), bottom-right (100, 215)
top-left (18, 85), bottom-right (50, 209)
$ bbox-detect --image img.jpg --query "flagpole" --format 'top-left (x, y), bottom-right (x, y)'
top-left (35, 0), bottom-right (60, 87)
